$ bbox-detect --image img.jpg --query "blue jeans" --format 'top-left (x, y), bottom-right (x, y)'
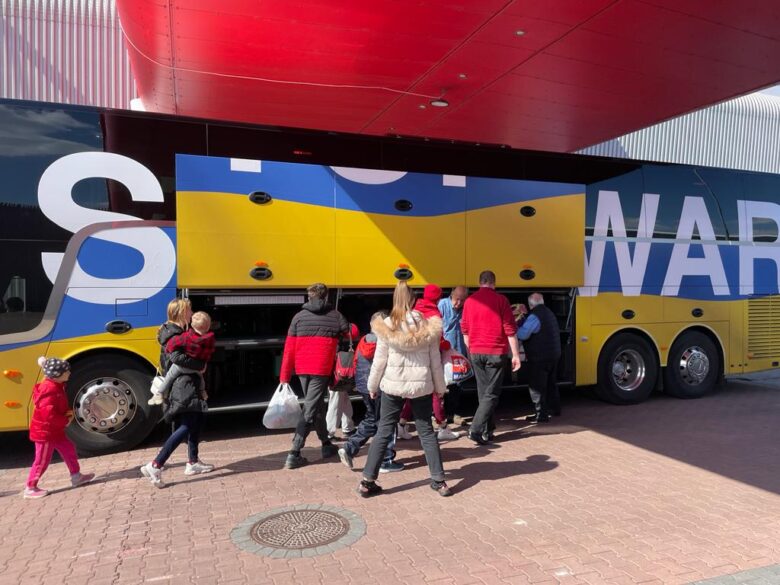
top-left (154, 412), bottom-right (204, 466)
top-left (344, 393), bottom-right (395, 464)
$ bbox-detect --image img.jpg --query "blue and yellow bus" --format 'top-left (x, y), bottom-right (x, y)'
top-left (2, 98), bottom-right (779, 453)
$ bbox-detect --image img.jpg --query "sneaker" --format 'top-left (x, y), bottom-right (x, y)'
top-left (356, 480), bottom-right (383, 498)
top-left (140, 462), bottom-right (165, 488)
top-left (467, 432), bottom-right (490, 446)
top-left (284, 453), bottom-right (308, 469)
top-left (70, 472), bottom-right (95, 487)
top-left (184, 460), bottom-right (214, 475)
top-left (379, 461), bottom-right (405, 473)
top-left (321, 442), bottom-right (339, 459)
top-left (147, 394), bottom-right (164, 406)
top-left (338, 448), bottom-right (353, 470)
top-left (431, 480), bottom-right (453, 497)
top-left (23, 487), bottom-right (48, 499)
top-left (437, 427), bottom-right (461, 441)
top-left (397, 423), bottom-right (413, 440)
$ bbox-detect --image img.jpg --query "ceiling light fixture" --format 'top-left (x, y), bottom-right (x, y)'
top-left (430, 99), bottom-right (449, 107)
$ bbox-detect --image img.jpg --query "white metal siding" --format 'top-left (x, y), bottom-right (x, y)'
top-left (580, 93), bottom-right (780, 174)
top-left (1, 0), bottom-right (135, 109)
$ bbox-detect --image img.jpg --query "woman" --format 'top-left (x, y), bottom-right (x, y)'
top-left (358, 281), bottom-right (452, 497)
top-left (140, 298), bottom-right (213, 488)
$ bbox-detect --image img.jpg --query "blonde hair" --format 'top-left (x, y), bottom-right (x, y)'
top-left (389, 281), bottom-right (416, 329)
top-left (166, 298), bottom-right (192, 327)
top-left (191, 311), bottom-right (211, 333)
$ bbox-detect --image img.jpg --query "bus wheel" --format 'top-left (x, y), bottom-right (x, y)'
top-left (663, 331), bottom-right (720, 399)
top-left (597, 333), bottom-right (657, 404)
top-left (66, 355), bottom-right (156, 455)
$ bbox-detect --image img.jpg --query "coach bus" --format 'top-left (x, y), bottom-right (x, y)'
top-left (1, 98), bottom-right (779, 454)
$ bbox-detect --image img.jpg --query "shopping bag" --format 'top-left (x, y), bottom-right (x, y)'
top-left (149, 375), bottom-right (165, 396)
top-left (262, 383), bottom-right (301, 429)
top-left (442, 348), bottom-right (474, 385)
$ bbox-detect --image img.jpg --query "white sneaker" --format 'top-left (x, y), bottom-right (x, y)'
top-left (437, 427), bottom-right (461, 441)
top-left (23, 486), bottom-right (48, 499)
top-left (140, 462), bottom-right (164, 488)
top-left (184, 460), bottom-right (214, 475)
top-left (147, 394), bottom-right (164, 406)
top-left (397, 423), bottom-right (413, 440)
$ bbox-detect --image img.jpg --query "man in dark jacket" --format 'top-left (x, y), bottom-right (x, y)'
top-left (517, 293), bottom-right (562, 423)
top-left (281, 283), bottom-right (350, 469)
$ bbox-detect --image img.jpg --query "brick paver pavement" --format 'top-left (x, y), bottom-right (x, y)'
top-left (2, 374), bottom-right (780, 585)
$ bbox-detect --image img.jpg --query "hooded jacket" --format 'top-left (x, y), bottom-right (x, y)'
top-left (157, 322), bottom-right (208, 421)
top-left (367, 311), bottom-right (446, 399)
top-left (353, 333), bottom-right (377, 395)
top-left (29, 378), bottom-right (70, 442)
top-left (279, 298), bottom-right (349, 382)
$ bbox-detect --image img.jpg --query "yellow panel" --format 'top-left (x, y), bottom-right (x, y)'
top-left (465, 194), bottom-right (584, 287)
top-left (177, 192), bottom-right (335, 288)
top-left (335, 209), bottom-right (466, 286)
top-left (663, 297), bottom-right (731, 323)
top-left (0, 341), bottom-right (49, 431)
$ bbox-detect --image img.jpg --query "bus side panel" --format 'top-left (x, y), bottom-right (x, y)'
top-left (0, 342), bottom-right (50, 431)
top-left (574, 295), bottom-right (595, 386)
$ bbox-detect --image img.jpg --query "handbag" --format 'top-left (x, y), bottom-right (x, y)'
top-left (331, 331), bottom-right (356, 392)
top-left (441, 348), bottom-right (474, 385)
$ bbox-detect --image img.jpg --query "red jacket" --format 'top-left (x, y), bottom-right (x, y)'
top-left (461, 287), bottom-right (517, 355)
top-left (413, 299), bottom-right (451, 351)
top-left (166, 329), bottom-right (216, 362)
top-left (29, 378), bottom-right (71, 442)
top-left (280, 299), bottom-right (353, 383)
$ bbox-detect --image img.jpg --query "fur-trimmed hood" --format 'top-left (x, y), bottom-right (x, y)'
top-left (371, 311), bottom-right (442, 351)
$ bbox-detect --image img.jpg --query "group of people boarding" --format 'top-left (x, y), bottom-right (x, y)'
top-left (22, 270), bottom-right (561, 499)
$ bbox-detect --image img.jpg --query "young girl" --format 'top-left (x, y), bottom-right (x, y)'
top-left (24, 357), bottom-right (95, 499)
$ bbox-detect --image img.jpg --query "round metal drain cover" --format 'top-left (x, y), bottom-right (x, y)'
top-left (231, 505), bottom-right (366, 558)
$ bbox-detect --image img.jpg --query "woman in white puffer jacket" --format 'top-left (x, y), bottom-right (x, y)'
top-left (358, 281), bottom-right (452, 498)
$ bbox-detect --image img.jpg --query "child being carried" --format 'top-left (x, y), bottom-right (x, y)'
top-left (148, 311), bottom-right (215, 405)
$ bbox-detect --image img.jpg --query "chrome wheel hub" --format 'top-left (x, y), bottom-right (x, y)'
top-left (611, 349), bottom-right (646, 392)
top-left (679, 346), bottom-right (709, 385)
top-left (74, 377), bottom-right (137, 434)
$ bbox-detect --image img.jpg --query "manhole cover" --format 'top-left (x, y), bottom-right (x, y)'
top-left (251, 509), bottom-right (349, 549)
top-left (231, 505), bottom-right (366, 558)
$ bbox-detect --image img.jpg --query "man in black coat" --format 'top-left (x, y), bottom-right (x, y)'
top-left (516, 293), bottom-right (562, 423)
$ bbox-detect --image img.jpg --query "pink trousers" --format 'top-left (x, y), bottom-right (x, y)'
top-left (26, 437), bottom-right (80, 488)
top-left (400, 392), bottom-right (446, 425)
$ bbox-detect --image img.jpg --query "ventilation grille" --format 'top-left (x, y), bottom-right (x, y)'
top-left (748, 296), bottom-right (780, 358)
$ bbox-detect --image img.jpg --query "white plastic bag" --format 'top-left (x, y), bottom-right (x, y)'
top-left (442, 348), bottom-right (474, 386)
top-left (262, 383), bottom-right (301, 429)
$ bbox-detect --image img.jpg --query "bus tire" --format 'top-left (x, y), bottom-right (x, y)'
top-left (65, 354), bottom-right (157, 456)
top-left (596, 333), bottom-right (657, 405)
top-left (663, 331), bottom-right (720, 399)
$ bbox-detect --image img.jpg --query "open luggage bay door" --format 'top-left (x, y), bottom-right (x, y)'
top-left (175, 154), bottom-right (585, 289)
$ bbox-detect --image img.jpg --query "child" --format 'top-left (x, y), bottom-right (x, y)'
top-left (338, 313), bottom-right (403, 473)
top-left (24, 357), bottom-right (95, 499)
top-left (148, 311), bottom-right (215, 405)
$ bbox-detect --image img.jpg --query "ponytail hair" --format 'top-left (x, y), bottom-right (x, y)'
top-left (389, 281), bottom-right (416, 329)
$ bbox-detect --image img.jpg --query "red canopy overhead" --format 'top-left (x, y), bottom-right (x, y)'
top-left (116, 0), bottom-right (780, 152)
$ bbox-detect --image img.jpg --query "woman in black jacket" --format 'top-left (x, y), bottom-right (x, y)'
top-left (140, 299), bottom-right (213, 488)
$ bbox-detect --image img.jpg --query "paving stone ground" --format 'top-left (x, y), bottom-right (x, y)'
top-left (2, 374), bottom-right (780, 585)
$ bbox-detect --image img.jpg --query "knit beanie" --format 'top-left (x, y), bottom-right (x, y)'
top-left (423, 284), bottom-right (442, 302)
top-left (38, 356), bottom-right (71, 379)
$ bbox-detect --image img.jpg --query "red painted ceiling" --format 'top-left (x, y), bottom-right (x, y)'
top-left (116, 0), bottom-right (780, 152)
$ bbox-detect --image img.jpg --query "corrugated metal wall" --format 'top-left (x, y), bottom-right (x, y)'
top-left (579, 93), bottom-right (780, 174)
top-left (1, 0), bottom-right (135, 109)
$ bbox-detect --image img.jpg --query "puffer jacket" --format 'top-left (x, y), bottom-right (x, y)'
top-left (354, 333), bottom-right (377, 395)
top-left (367, 311), bottom-right (446, 399)
top-left (157, 323), bottom-right (206, 375)
top-left (279, 299), bottom-right (349, 383)
top-left (29, 378), bottom-right (70, 442)
top-left (157, 322), bottom-right (207, 422)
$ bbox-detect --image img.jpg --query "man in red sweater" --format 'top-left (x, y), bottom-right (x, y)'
top-left (461, 270), bottom-right (521, 444)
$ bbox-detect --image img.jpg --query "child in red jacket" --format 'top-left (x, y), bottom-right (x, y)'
top-left (24, 357), bottom-right (95, 499)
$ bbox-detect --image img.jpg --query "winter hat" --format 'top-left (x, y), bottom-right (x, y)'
top-left (37, 356), bottom-right (71, 379)
top-left (423, 284), bottom-right (442, 302)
